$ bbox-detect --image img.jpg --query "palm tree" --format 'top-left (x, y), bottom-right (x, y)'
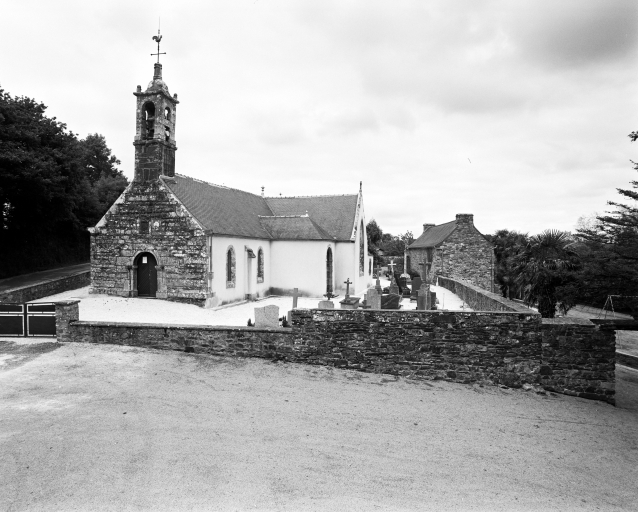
top-left (513, 230), bottom-right (580, 318)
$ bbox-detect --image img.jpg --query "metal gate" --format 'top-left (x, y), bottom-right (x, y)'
top-left (0, 303), bottom-right (56, 337)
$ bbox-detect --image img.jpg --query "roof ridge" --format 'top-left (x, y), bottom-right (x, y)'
top-left (258, 214), bottom-right (309, 219)
top-left (265, 194), bottom-right (358, 199)
top-left (306, 217), bottom-right (334, 240)
top-left (173, 173), bottom-right (265, 199)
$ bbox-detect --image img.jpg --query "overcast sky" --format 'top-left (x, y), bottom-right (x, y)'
top-left (2, 0), bottom-right (637, 236)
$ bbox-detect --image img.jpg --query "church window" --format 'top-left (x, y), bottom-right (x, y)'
top-left (164, 107), bottom-right (170, 120)
top-left (140, 220), bottom-right (149, 234)
top-left (257, 248), bottom-right (264, 283)
top-left (143, 102), bottom-right (155, 139)
top-left (369, 258), bottom-right (372, 275)
top-left (326, 247), bottom-right (333, 294)
top-left (359, 220), bottom-right (365, 276)
top-left (226, 246), bottom-right (236, 288)
top-left (165, 126), bottom-right (170, 142)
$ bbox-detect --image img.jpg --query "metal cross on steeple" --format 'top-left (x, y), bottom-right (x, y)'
top-left (151, 27), bottom-right (166, 63)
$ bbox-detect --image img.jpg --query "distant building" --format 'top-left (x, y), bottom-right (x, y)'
top-left (89, 61), bottom-right (372, 307)
top-left (407, 214), bottom-right (493, 291)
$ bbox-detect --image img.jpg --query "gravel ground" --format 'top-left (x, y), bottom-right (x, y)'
top-left (1, 339), bottom-right (637, 511)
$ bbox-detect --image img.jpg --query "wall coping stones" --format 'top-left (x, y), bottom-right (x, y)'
top-left (437, 276), bottom-right (535, 313)
top-left (68, 320), bottom-right (291, 334)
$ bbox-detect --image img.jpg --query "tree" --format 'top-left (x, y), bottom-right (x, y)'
top-left (513, 230), bottom-right (580, 318)
top-left (487, 229), bottom-right (528, 299)
top-left (575, 130), bottom-right (638, 314)
top-left (0, 87), bottom-right (127, 277)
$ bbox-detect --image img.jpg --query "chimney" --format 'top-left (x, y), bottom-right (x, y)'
top-left (456, 214), bottom-right (474, 225)
top-left (423, 223), bottom-right (435, 233)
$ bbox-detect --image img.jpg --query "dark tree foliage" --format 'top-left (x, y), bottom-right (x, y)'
top-left (0, 88), bottom-right (128, 278)
top-left (575, 131), bottom-right (638, 314)
top-left (513, 230), bottom-right (580, 318)
top-left (486, 229), bottom-right (528, 299)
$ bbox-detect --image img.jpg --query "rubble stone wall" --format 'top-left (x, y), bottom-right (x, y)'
top-left (437, 276), bottom-right (532, 313)
top-left (0, 271), bottom-right (89, 303)
top-left (90, 180), bottom-right (208, 305)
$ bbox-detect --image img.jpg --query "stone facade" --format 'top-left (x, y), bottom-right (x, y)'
top-left (408, 214), bottom-right (493, 291)
top-left (89, 180), bottom-right (208, 305)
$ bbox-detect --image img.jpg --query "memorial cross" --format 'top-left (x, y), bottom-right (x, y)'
top-left (388, 260), bottom-right (396, 275)
top-left (344, 278), bottom-right (352, 298)
top-left (292, 287), bottom-right (299, 309)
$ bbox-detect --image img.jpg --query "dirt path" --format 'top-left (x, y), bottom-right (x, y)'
top-left (1, 340), bottom-right (637, 511)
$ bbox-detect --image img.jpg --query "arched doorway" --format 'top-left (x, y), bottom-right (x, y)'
top-left (136, 252), bottom-right (157, 297)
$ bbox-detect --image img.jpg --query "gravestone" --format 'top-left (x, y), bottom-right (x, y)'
top-left (410, 277), bottom-right (422, 301)
top-left (292, 287), bottom-right (299, 309)
top-left (430, 291), bottom-right (437, 310)
top-left (254, 305), bottom-right (279, 328)
top-left (381, 293), bottom-right (401, 310)
top-left (318, 300), bottom-right (334, 309)
top-left (366, 288), bottom-right (381, 310)
top-left (389, 274), bottom-right (399, 295)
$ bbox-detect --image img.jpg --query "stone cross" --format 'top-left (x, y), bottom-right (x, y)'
top-left (292, 287), bottom-right (299, 309)
top-left (388, 260), bottom-right (396, 275)
top-left (344, 278), bottom-right (352, 298)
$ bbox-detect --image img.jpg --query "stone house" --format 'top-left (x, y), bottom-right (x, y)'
top-left (89, 62), bottom-right (373, 307)
top-left (407, 214), bottom-right (494, 291)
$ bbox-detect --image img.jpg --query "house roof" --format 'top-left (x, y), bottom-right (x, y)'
top-left (162, 174), bottom-right (274, 238)
top-left (265, 195), bottom-right (359, 241)
top-left (161, 174), bottom-right (359, 241)
top-left (258, 216), bottom-right (333, 240)
top-left (408, 220), bottom-right (457, 248)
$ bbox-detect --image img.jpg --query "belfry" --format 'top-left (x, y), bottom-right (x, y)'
top-left (133, 42), bottom-right (179, 182)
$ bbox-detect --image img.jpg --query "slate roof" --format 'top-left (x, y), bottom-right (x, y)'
top-left (162, 174), bottom-right (359, 241)
top-left (266, 195), bottom-right (358, 241)
top-left (408, 220), bottom-right (457, 248)
top-left (258, 216), bottom-right (333, 240)
top-left (163, 174), bottom-right (274, 238)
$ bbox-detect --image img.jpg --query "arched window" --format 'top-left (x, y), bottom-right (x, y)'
top-left (326, 247), bottom-right (333, 294)
top-left (359, 220), bottom-right (365, 276)
top-left (143, 102), bottom-right (155, 139)
top-left (257, 248), bottom-right (264, 283)
top-left (226, 246), bottom-right (236, 288)
top-left (369, 258), bottom-right (372, 275)
top-left (164, 107), bottom-right (171, 120)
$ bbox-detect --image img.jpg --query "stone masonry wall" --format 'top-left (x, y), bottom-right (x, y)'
top-left (0, 271), bottom-right (89, 303)
top-left (55, 300), bottom-right (616, 404)
top-left (90, 180), bottom-right (208, 305)
top-left (437, 276), bottom-right (533, 313)
top-left (541, 318), bottom-right (615, 404)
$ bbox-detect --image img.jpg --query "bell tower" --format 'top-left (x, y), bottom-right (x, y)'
top-left (133, 35), bottom-right (178, 183)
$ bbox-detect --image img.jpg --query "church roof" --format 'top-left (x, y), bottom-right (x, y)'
top-left (265, 195), bottom-right (359, 241)
top-left (163, 175), bottom-right (274, 238)
top-left (162, 174), bottom-right (360, 241)
top-left (408, 220), bottom-right (457, 248)
top-left (258, 216), bottom-right (333, 240)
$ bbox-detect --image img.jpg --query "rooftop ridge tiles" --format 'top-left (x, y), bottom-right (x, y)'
top-left (258, 214), bottom-right (309, 218)
top-left (172, 173), bottom-right (264, 198)
top-left (265, 194), bottom-right (358, 199)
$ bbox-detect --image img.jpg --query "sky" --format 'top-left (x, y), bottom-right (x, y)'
top-left (2, 0), bottom-right (637, 237)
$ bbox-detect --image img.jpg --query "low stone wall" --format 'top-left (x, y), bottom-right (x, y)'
top-left (54, 301), bottom-right (617, 404)
top-left (541, 318), bottom-right (616, 403)
top-left (0, 271), bottom-right (90, 303)
top-left (437, 276), bottom-right (532, 313)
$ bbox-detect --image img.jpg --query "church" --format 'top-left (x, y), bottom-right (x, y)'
top-left (89, 61), bottom-right (373, 307)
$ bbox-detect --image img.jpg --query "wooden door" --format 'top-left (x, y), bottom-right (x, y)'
top-left (137, 253), bottom-right (157, 297)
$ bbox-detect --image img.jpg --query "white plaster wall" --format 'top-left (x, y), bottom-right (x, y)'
top-left (334, 241), bottom-right (355, 295)
top-left (211, 236), bottom-right (271, 305)
top-left (270, 240), bottom-right (335, 297)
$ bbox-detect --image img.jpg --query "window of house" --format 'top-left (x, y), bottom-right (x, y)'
top-left (226, 246), bottom-right (236, 288)
top-left (140, 220), bottom-right (149, 234)
top-left (257, 248), bottom-right (264, 283)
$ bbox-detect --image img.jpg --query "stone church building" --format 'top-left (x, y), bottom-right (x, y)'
top-left (89, 62), bottom-right (373, 307)
top-left (407, 214), bottom-right (494, 291)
